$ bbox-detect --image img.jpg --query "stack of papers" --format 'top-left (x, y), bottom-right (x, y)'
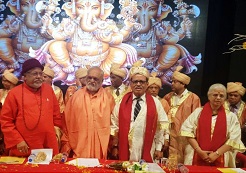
top-left (0, 156), bottom-right (25, 164)
top-left (218, 168), bottom-right (246, 173)
top-left (66, 158), bottom-right (100, 167)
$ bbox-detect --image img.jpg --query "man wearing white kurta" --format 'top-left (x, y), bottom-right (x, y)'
top-left (110, 61), bottom-right (169, 162)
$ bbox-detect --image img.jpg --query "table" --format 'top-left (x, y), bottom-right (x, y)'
top-left (0, 159), bottom-right (245, 173)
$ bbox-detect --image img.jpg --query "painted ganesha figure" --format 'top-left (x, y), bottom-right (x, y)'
top-left (32, 0), bottom-right (139, 84)
top-left (124, 0), bottom-right (202, 85)
top-left (0, 0), bottom-right (50, 74)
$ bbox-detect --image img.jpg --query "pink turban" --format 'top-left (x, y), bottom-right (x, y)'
top-left (172, 66), bottom-right (190, 85)
top-left (227, 82), bottom-right (245, 96)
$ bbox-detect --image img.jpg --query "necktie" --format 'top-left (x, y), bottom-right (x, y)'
top-left (115, 88), bottom-right (120, 96)
top-left (230, 105), bottom-right (237, 113)
top-left (134, 98), bottom-right (142, 121)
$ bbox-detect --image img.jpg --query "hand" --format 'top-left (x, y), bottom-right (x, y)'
top-left (93, 29), bottom-right (113, 43)
top-left (155, 24), bottom-right (168, 40)
top-left (163, 140), bottom-right (169, 151)
top-left (196, 149), bottom-right (212, 163)
top-left (207, 152), bottom-right (219, 163)
top-left (17, 141), bottom-right (29, 154)
top-left (8, 18), bottom-right (20, 33)
top-left (154, 150), bottom-right (163, 160)
top-left (41, 13), bottom-right (53, 28)
top-left (63, 20), bottom-right (76, 36)
top-left (180, 17), bottom-right (193, 32)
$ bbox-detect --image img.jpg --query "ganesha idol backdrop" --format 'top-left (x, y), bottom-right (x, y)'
top-left (0, 0), bottom-right (207, 87)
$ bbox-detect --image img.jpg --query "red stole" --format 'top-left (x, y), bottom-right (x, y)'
top-left (193, 102), bottom-right (226, 166)
top-left (118, 92), bottom-right (157, 162)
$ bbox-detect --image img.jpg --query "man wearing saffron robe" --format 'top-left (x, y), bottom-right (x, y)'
top-left (61, 66), bottom-right (115, 159)
top-left (180, 83), bottom-right (245, 167)
top-left (0, 69), bottom-right (18, 155)
top-left (43, 64), bottom-right (65, 151)
top-left (164, 66), bottom-right (201, 163)
top-left (110, 61), bottom-right (169, 162)
top-left (0, 58), bottom-right (62, 157)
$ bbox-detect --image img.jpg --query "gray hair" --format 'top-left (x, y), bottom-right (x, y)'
top-left (207, 83), bottom-right (227, 98)
top-left (87, 66), bottom-right (104, 80)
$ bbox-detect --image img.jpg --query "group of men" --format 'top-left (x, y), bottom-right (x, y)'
top-left (0, 58), bottom-right (245, 167)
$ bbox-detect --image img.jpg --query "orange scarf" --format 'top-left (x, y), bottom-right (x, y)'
top-left (118, 92), bottom-right (157, 162)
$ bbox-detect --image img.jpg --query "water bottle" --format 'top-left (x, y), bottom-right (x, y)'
top-left (28, 154), bottom-right (36, 162)
top-left (60, 152), bottom-right (68, 163)
top-left (177, 163), bottom-right (189, 173)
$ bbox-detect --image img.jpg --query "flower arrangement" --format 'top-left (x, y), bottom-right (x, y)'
top-left (106, 159), bottom-right (149, 172)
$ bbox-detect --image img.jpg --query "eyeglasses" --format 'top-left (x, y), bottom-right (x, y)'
top-left (87, 76), bottom-right (101, 82)
top-left (27, 71), bottom-right (43, 77)
top-left (131, 80), bottom-right (147, 85)
top-left (171, 80), bottom-right (183, 84)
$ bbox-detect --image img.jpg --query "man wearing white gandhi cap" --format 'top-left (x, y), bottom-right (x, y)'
top-left (110, 60), bottom-right (169, 162)
top-left (224, 82), bottom-right (246, 125)
top-left (164, 65), bottom-right (201, 163)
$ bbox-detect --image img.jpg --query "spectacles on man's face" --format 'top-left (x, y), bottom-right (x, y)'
top-left (131, 80), bottom-right (147, 85)
top-left (171, 79), bottom-right (183, 84)
top-left (27, 71), bottom-right (43, 77)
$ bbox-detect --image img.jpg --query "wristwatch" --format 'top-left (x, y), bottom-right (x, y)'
top-left (215, 150), bottom-right (220, 156)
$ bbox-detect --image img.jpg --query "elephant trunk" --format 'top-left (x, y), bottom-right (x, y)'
top-left (138, 14), bottom-right (152, 34)
top-left (25, 8), bottom-right (42, 29)
top-left (80, 12), bottom-right (97, 32)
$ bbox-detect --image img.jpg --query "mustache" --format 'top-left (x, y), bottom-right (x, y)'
top-left (134, 86), bottom-right (143, 89)
top-left (87, 82), bottom-right (96, 86)
top-left (34, 79), bottom-right (43, 83)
